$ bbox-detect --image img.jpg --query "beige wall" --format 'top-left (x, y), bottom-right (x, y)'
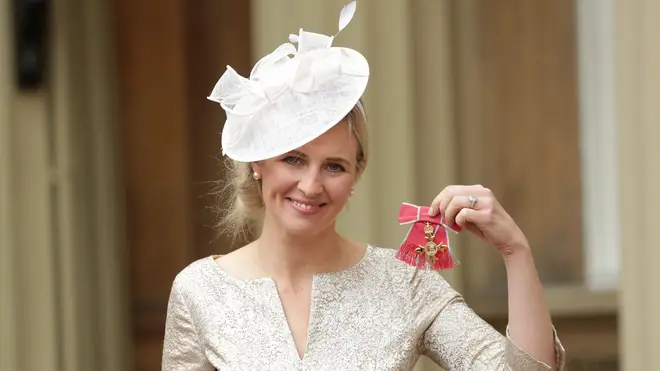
top-left (617, 0), bottom-right (660, 369)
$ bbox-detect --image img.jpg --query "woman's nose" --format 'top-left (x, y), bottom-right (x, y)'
top-left (297, 168), bottom-right (323, 197)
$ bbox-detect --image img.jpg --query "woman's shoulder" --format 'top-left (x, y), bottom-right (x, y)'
top-left (366, 245), bottom-right (449, 279)
top-left (170, 246), bottom-right (263, 299)
top-left (364, 245), bottom-right (405, 272)
top-left (170, 255), bottom-right (219, 293)
top-left (364, 245), bottom-right (460, 302)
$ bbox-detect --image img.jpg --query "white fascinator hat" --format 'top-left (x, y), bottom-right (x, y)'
top-left (208, 1), bottom-right (369, 163)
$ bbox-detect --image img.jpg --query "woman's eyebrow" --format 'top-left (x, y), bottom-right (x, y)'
top-left (326, 156), bottom-right (351, 166)
top-left (289, 151), bottom-right (351, 165)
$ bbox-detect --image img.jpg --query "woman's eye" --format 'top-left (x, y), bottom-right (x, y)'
top-left (284, 156), bottom-right (302, 165)
top-left (327, 163), bottom-right (346, 173)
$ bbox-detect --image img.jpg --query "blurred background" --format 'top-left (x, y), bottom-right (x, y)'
top-left (1, 0), bottom-right (658, 370)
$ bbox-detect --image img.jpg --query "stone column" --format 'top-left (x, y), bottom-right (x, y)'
top-left (0, 1), bottom-right (18, 369)
top-left (0, 0), bottom-right (131, 369)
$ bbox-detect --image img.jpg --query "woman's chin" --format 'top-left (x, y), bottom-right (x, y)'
top-left (278, 215), bottom-right (334, 237)
top-left (280, 221), bottom-right (324, 237)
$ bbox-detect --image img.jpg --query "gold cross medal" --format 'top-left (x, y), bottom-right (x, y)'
top-left (396, 203), bottom-right (462, 270)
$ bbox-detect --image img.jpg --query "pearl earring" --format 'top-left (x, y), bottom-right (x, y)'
top-left (350, 189), bottom-right (355, 196)
top-left (253, 171), bottom-right (260, 180)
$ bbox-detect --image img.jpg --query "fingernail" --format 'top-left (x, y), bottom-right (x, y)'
top-left (428, 207), bottom-right (435, 216)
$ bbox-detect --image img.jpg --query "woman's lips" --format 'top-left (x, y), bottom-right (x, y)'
top-left (287, 198), bottom-right (325, 215)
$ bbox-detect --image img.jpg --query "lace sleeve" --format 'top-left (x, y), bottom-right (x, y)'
top-left (421, 295), bottom-right (566, 371)
top-left (162, 278), bottom-right (214, 371)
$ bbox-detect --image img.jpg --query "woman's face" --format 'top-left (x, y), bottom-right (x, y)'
top-left (253, 121), bottom-right (359, 237)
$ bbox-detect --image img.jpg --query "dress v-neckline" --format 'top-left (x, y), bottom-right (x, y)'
top-left (267, 276), bottom-right (317, 362)
top-left (208, 244), bottom-right (373, 364)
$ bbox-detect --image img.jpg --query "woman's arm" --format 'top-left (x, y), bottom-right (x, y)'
top-left (420, 288), bottom-right (564, 371)
top-left (503, 244), bottom-right (555, 367)
top-left (162, 277), bottom-right (214, 371)
top-left (428, 184), bottom-right (562, 369)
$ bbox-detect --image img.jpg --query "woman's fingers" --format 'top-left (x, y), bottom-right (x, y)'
top-left (427, 184), bottom-right (529, 254)
top-left (428, 185), bottom-right (454, 217)
top-left (444, 195), bottom-right (478, 227)
top-left (455, 207), bottom-right (485, 227)
top-left (429, 184), bottom-right (486, 217)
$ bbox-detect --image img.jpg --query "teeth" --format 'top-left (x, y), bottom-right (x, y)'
top-left (292, 200), bottom-right (316, 210)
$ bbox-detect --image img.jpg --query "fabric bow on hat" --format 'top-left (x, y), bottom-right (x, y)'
top-left (207, 1), bottom-right (369, 163)
top-left (396, 202), bottom-right (462, 270)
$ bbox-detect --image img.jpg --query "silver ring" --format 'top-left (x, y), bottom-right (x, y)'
top-left (468, 195), bottom-right (477, 209)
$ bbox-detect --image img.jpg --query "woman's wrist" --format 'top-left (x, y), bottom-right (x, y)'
top-left (501, 242), bottom-right (534, 266)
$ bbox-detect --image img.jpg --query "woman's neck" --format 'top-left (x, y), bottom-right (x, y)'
top-left (254, 219), bottom-right (357, 283)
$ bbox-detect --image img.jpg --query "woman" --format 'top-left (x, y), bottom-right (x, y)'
top-left (162, 2), bottom-right (565, 370)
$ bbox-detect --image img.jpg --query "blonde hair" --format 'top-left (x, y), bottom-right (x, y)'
top-left (214, 100), bottom-right (369, 243)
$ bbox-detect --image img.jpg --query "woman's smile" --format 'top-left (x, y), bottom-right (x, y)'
top-left (286, 197), bottom-right (327, 215)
